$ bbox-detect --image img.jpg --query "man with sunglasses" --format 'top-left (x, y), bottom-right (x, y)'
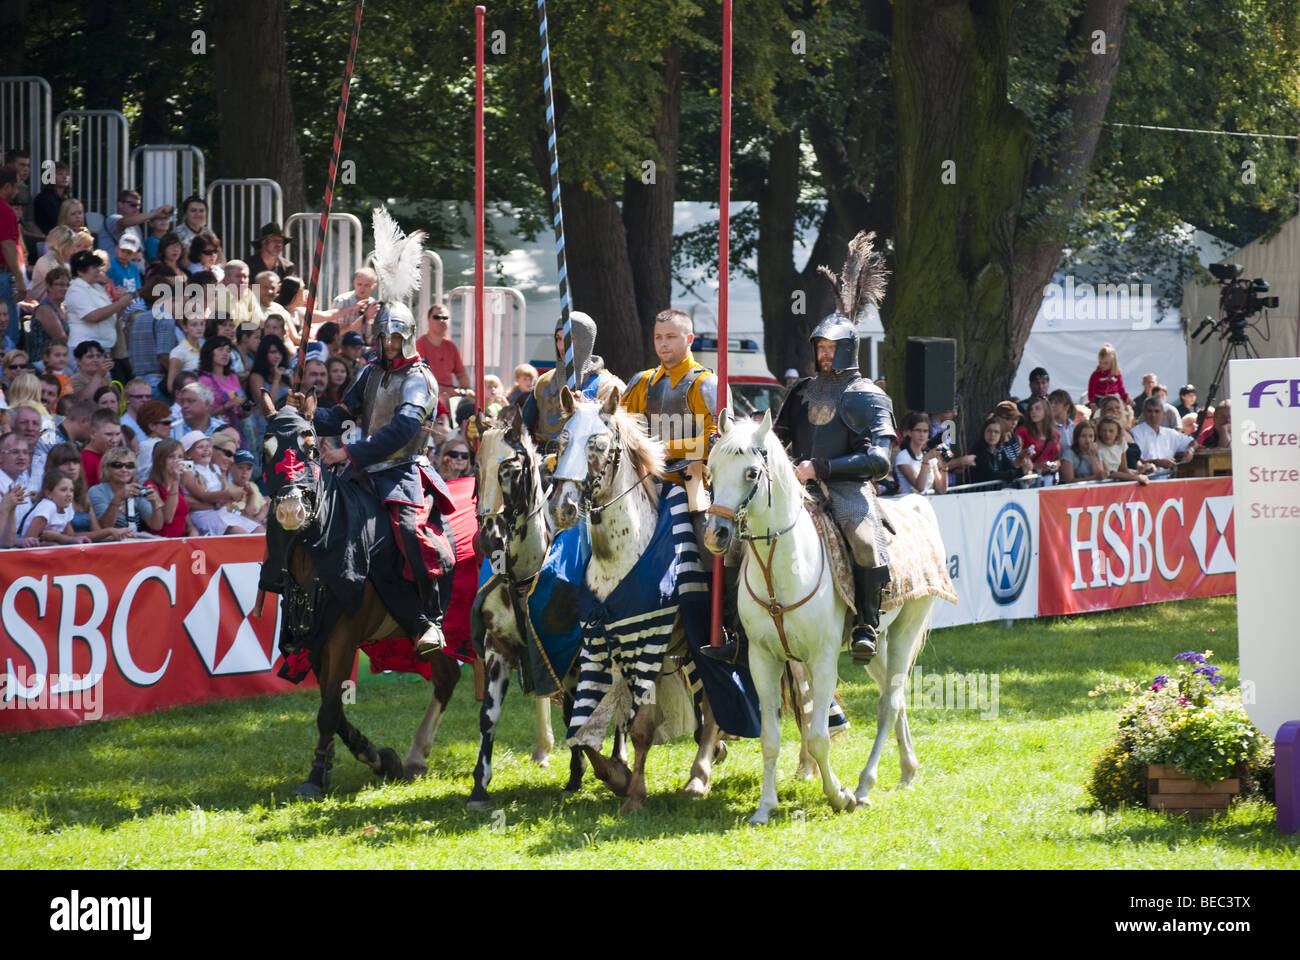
top-left (97, 189), bottom-right (172, 262)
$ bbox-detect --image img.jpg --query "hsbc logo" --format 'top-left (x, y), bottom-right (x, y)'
top-left (183, 562), bottom-right (282, 676)
top-left (1190, 496), bottom-right (1235, 575)
top-left (987, 503), bottom-right (1032, 604)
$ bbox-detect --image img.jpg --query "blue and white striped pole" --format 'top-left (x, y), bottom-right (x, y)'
top-left (537, 0), bottom-right (575, 391)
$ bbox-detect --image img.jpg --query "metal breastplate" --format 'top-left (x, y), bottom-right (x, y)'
top-left (791, 371), bottom-right (856, 462)
top-left (360, 363), bottom-right (436, 466)
top-left (645, 366), bottom-right (707, 448)
top-left (535, 368), bottom-right (601, 443)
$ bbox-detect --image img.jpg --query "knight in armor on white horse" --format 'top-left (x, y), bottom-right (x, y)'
top-left (772, 231), bottom-right (896, 665)
top-left (300, 209), bottom-right (457, 661)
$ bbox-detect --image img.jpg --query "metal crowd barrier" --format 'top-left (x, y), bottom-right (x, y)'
top-left (54, 108), bottom-right (129, 221)
top-left (286, 212), bottom-right (364, 308)
top-left (0, 77), bottom-right (53, 191)
top-left (446, 285), bottom-right (527, 383)
top-left (207, 178), bottom-right (283, 262)
top-left (132, 144), bottom-right (205, 215)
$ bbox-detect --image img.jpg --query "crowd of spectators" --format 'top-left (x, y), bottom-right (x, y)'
top-left (0, 156), bottom-right (501, 549)
top-left (882, 342), bottom-right (1224, 497)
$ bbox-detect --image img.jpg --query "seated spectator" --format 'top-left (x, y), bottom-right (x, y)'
top-left (508, 363), bottom-right (538, 406)
top-left (38, 373), bottom-right (63, 415)
top-left (3, 349), bottom-right (32, 389)
top-left (172, 381), bottom-right (227, 441)
top-left (30, 400), bottom-right (94, 482)
top-left (143, 210), bottom-right (172, 262)
top-left (5, 373), bottom-right (50, 426)
top-left (144, 438), bottom-right (194, 537)
top-left (483, 374), bottom-right (507, 418)
top-left (1175, 383), bottom-right (1198, 418)
top-left (107, 232), bottom-right (144, 294)
top-left (1198, 399), bottom-right (1231, 449)
top-left (1017, 367), bottom-right (1051, 416)
top-left (93, 384), bottom-right (121, 414)
top-left (70, 340), bottom-right (113, 401)
top-left (82, 408), bottom-right (124, 486)
top-left (233, 322), bottom-right (261, 382)
top-left (135, 400), bottom-right (175, 484)
top-left (1152, 383), bottom-right (1181, 429)
top-left (180, 430), bottom-right (262, 535)
top-left (1049, 389), bottom-right (1076, 449)
top-left (275, 276), bottom-right (307, 349)
top-left (167, 313), bottom-right (206, 395)
top-left (0, 480), bottom-right (37, 548)
top-left (29, 269), bottom-right (72, 367)
top-left (56, 198), bottom-right (86, 231)
top-left (321, 267), bottom-right (379, 335)
top-left (436, 437), bottom-right (474, 483)
top-left (308, 320), bottom-right (341, 363)
top-left (1095, 416), bottom-right (1149, 484)
top-left (218, 260), bottom-right (263, 326)
top-left (248, 334), bottom-right (291, 409)
top-left (229, 450), bottom-right (269, 526)
top-left (29, 225), bottom-right (75, 301)
top-left (199, 336), bottom-right (250, 432)
top-left (970, 416), bottom-right (1028, 486)
top-left (186, 231), bottom-right (224, 276)
top-left (324, 356), bottom-right (351, 406)
top-left (173, 195), bottom-right (209, 251)
top-left (20, 461), bottom-right (128, 543)
top-left (248, 222), bottom-right (296, 281)
top-left (299, 357), bottom-right (328, 396)
top-left (41, 344), bottom-right (71, 394)
top-left (33, 161), bottom-right (72, 237)
top-left (992, 400), bottom-right (1022, 461)
top-left (338, 330), bottom-right (366, 367)
top-left (1131, 371), bottom-right (1158, 419)
top-left (19, 470), bottom-right (86, 544)
top-left (119, 378), bottom-right (155, 446)
top-left (1132, 396), bottom-right (1196, 474)
top-left (1060, 420), bottom-right (1107, 483)
top-left (96, 189), bottom-right (171, 260)
top-left (152, 233), bottom-right (188, 281)
top-left (89, 444), bottom-right (163, 534)
top-left (66, 250), bottom-right (134, 356)
top-left (1014, 396), bottom-right (1060, 476)
top-left (1087, 342), bottom-right (1129, 405)
top-left (894, 411), bottom-right (947, 495)
top-left (1180, 412), bottom-right (1198, 436)
top-left (0, 432), bottom-right (33, 495)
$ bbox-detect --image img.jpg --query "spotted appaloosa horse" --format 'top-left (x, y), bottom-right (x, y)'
top-left (256, 392), bottom-right (460, 799)
top-left (548, 387), bottom-right (721, 814)
top-left (704, 408), bottom-right (952, 824)
top-left (468, 406), bottom-right (593, 809)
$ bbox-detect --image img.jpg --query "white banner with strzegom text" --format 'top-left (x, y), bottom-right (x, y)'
top-left (1230, 358), bottom-right (1300, 741)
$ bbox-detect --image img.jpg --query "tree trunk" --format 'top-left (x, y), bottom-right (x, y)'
top-left (561, 181), bottom-right (644, 380)
top-left (210, 0), bottom-right (306, 216)
top-left (756, 128), bottom-right (806, 378)
top-left (888, 0), bottom-right (1128, 444)
top-left (622, 44), bottom-right (681, 363)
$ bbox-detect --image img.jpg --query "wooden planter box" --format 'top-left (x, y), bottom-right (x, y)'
top-left (1146, 764), bottom-right (1240, 819)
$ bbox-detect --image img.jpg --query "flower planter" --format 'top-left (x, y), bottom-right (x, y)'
top-left (1146, 764), bottom-right (1240, 819)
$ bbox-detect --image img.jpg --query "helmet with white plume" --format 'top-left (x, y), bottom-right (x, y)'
top-left (370, 207), bottom-right (426, 363)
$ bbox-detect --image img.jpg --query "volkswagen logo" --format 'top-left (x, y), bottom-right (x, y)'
top-left (987, 503), bottom-right (1031, 605)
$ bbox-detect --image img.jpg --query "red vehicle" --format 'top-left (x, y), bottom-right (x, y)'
top-left (692, 336), bottom-right (786, 419)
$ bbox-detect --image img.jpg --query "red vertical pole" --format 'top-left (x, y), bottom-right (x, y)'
top-left (474, 6), bottom-right (487, 409)
top-left (709, 0), bottom-right (733, 648)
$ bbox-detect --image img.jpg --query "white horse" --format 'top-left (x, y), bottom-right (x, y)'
top-left (703, 408), bottom-right (954, 824)
top-left (548, 387), bottom-right (721, 813)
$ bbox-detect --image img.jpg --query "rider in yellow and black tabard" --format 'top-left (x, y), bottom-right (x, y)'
top-left (621, 309), bottom-right (743, 659)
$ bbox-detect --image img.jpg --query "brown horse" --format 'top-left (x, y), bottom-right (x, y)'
top-left (255, 392), bottom-right (460, 799)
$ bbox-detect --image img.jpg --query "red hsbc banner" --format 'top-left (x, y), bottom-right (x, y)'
top-left (0, 536), bottom-right (299, 733)
top-left (1037, 477), bottom-right (1236, 616)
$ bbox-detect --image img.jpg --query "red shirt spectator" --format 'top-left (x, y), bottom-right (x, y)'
top-left (82, 447), bottom-right (104, 487)
top-left (146, 478), bottom-right (190, 536)
top-left (416, 334), bottom-right (468, 394)
top-left (1087, 368), bottom-right (1129, 404)
top-left (1014, 424), bottom-right (1060, 464)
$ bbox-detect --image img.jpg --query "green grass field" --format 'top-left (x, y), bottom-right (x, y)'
top-left (3, 596), bottom-right (1295, 868)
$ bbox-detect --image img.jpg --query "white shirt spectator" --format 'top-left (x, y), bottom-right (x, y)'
top-left (1132, 421), bottom-right (1193, 461)
top-left (0, 466), bottom-right (30, 494)
top-left (894, 447), bottom-right (935, 495)
top-left (1055, 419), bottom-right (1075, 449)
top-left (65, 277), bottom-right (118, 353)
top-left (20, 498), bottom-right (74, 537)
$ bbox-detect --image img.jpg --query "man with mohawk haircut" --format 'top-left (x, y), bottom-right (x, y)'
top-left (773, 232), bottom-right (898, 664)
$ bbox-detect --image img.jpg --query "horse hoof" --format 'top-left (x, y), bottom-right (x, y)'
top-left (619, 796), bottom-right (645, 815)
top-left (712, 741), bottom-right (728, 765)
top-left (563, 779), bottom-right (583, 794)
top-left (403, 761), bottom-right (428, 780)
top-left (681, 778), bottom-right (710, 798)
top-left (531, 755), bottom-right (551, 769)
top-left (839, 789), bottom-right (858, 813)
top-left (377, 747), bottom-right (404, 781)
top-left (796, 765), bottom-right (817, 782)
top-left (747, 810), bottom-right (772, 826)
top-left (293, 782), bottom-right (324, 802)
top-left (466, 797), bottom-right (494, 812)
top-left (854, 790), bottom-right (873, 808)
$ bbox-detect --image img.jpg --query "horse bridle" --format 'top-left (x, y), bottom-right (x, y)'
top-left (479, 438), bottom-right (548, 582)
top-left (705, 441), bottom-right (823, 662)
top-left (559, 417), bottom-right (652, 526)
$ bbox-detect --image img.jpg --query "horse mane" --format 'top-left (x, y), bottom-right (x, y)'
top-left (607, 405), bottom-right (666, 483)
top-left (713, 417), bottom-right (810, 510)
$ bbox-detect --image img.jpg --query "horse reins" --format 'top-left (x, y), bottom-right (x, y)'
top-left (706, 446), bottom-right (825, 662)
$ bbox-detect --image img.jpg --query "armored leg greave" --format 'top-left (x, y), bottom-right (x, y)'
top-left (850, 564), bottom-right (890, 664)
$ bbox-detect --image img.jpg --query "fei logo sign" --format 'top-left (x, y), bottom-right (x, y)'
top-left (1243, 378), bottom-right (1300, 408)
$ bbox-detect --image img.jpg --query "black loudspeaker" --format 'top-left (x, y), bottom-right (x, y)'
top-left (905, 337), bottom-right (956, 413)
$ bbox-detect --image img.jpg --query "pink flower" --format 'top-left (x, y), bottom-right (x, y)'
top-left (1178, 696), bottom-right (1189, 705)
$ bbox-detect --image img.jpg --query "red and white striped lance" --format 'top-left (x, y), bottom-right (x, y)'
top-left (299, 0), bottom-right (364, 370)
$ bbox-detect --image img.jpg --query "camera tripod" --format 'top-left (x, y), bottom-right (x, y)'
top-left (1196, 323), bottom-right (1259, 437)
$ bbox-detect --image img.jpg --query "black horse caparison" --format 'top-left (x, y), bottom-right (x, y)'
top-left (255, 391), bottom-right (460, 799)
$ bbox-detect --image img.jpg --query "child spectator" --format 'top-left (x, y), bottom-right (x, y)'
top-left (1087, 343), bottom-right (1129, 405)
top-left (1049, 389), bottom-right (1076, 449)
top-left (483, 374), bottom-right (507, 418)
top-left (229, 450), bottom-right (269, 526)
top-left (1015, 395), bottom-right (1060, 477)
top-left (1059, 420), bottom-right (1105, 483)
top-left (19, 471), bottom-right (86, 544)
top-left (508, 363), bottom-right (538, 406)
top-left (41, 343), bottom-right (72, 395)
